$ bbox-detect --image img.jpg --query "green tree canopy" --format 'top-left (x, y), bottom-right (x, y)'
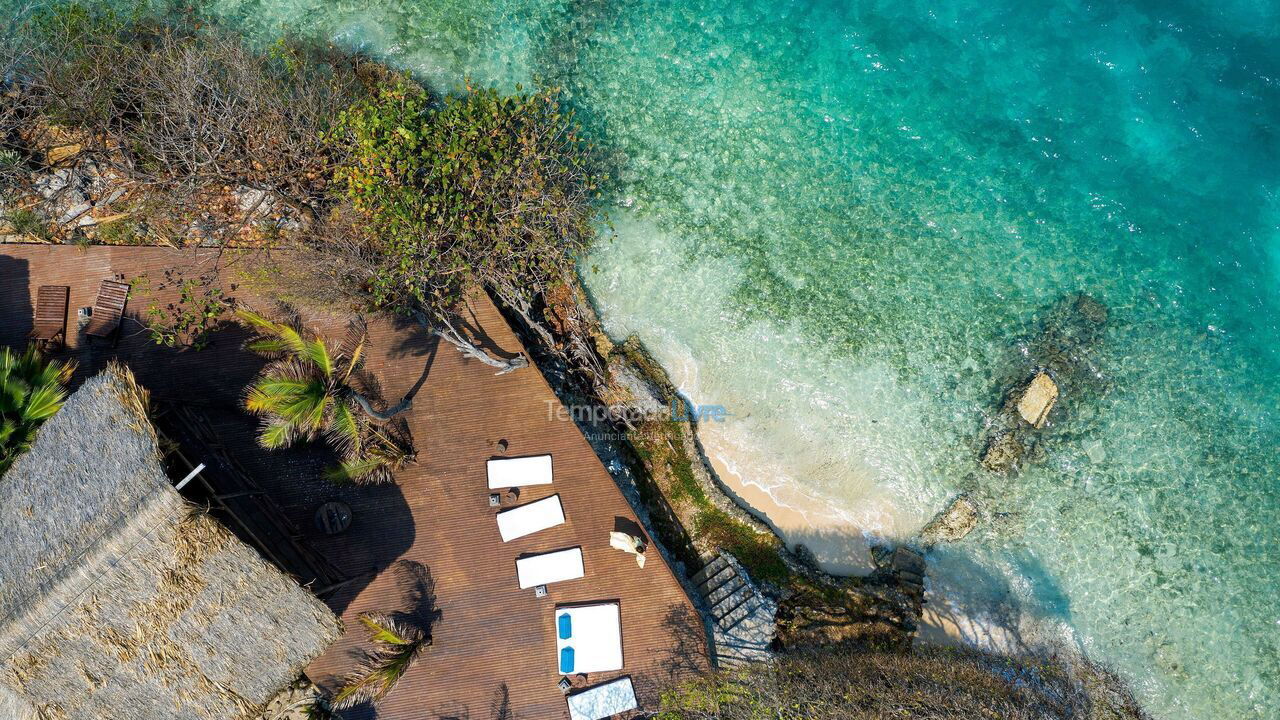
top-left (327, 79), bottom-right (598, 316)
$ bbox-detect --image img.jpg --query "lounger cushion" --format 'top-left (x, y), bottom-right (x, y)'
top-left (553, 603), bottom-right (622, 674)
top-left (558, 612), bottom-right (573, 640)
top-left (566, 677), bottom-right (638, 720)
top-left (516, 548), bottom-right (585, 589)
top-left (560, 647), bottom-right (575, 674)
top-left (487, 454), bottom-right (553, 488)
top-left (496, 494), bottom-right (565, 542)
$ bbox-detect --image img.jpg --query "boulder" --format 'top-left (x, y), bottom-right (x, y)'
top-left (920, 494), bottom-right (980, 544)
top-left (980, 431), bottom-right (1023, 473)
top-left (1016, 371), bottom-right (1058, 428)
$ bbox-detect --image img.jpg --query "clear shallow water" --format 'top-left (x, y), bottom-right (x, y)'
top-left (22, 0), bottom-right (1280, 716)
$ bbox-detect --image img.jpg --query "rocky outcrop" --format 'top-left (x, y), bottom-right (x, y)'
top-left (919, 494), bottom-right (980, 545)
top-left (978, 293), bottom-right (1109, 475)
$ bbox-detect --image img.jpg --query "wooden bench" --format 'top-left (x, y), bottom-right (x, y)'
top-left (30, 285), bottom-right (69, 351)
top-left (85, 279), bottom-right (130, 341)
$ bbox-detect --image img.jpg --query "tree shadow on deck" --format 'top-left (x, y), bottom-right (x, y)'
top-left (63, 320), bottom-right (417, 618)
top-left (0, 255), bottom-right (33, 350)
top-left (327, 560), bottom-right (443, 720)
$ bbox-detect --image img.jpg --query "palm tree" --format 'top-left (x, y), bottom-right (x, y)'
top-left (0, 345), bottom-right (74, 475)
top-left (333, 613), bottom-right (431, 709)
top-left (237, 308), bottom-right (413, 484)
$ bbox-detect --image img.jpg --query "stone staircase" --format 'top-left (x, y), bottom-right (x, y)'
top-left (691, 553), bottom-right (776, 667)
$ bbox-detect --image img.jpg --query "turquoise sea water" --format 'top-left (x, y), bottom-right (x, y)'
top-left (18, 0), bottom-right (1280, 716)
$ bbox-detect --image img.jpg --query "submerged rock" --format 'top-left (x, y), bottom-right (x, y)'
top-left (920, 494), bottom-right (980, 544)
top-left (980, 430), bottom-right (1024, 474)
top-left (1016, 371), bottom-right (1059, 428)
top-left (977, 293), bottom-right (1108, 475)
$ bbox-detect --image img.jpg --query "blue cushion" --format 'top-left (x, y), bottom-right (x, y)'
top-left (557, 613), bottom-right (572, 640)
top-left (559, 646), bottom-right (575, 674)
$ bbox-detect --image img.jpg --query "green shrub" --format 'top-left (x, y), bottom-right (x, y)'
top-left (6, 207), bottom-right (51, 240)
top-left (694, 506), bottom-right (789, 585)
top-left (1, 345), bottom-right (74, 475)
top-left (327, 79), bottom-right (598, 315)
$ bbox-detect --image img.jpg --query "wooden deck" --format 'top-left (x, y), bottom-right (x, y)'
top-left (0, 244), bottom-right (706, 720)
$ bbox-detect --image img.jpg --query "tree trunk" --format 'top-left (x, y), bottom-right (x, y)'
top-left (351, 391), bottom-right (414, 422)
top-left (434, 326), bottom-right (529, 375)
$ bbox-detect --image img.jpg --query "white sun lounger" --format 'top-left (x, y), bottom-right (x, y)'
top-left (496, 494), bottom-right (565, 542)
top-left (566, 677), bottom-right (637, 720)
top-left (555, 602), bottom-right (623, 675)
top-left (516, 547), bottom-right (584, 589)
top-left (487, 454), bottom-right (553, 489)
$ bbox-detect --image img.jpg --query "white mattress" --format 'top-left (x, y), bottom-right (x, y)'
top-left (496, 494), bottom-right (565, 542)
top-left (555, 602), bottom-right (623, 674)
top-left (516, 547), bottom-right (584, 589)
top-left (566, 676), bottom-right (637, 720)
top-left (487, 454), bottom-right (553, 489)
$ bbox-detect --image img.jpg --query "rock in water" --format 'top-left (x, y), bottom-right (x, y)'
top-left (981, 430), bottom-right (1024, 473)
top-left (1016, 371), bottom-right (1059, 428)
top-left (920, 495), bottom-right (980, 544)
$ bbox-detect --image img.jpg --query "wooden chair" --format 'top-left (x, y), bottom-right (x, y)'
top-left (30, 285), bottom-right (70, 351)
top-left (85, 279), bottom-right (130, 342)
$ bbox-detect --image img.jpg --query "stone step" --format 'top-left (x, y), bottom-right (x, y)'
top-left (690, 555), bottom-right (730, 586)
top-left (711, 583), bottom-right (754, 621)
top-left (717, 595), bottom-right (763, 632)
top-left (720, 613), bottom-right (773, 641)
top-left (713, 634), bottom-right (771, 653)
top-left (705, 574), bottom-right (746, 607)
top-left (699, 563), bottom-right (739, 596)
top-left (714, 642), bottom-right (772, 668)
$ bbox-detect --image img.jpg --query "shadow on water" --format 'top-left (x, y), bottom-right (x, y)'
top-left (0, 255), bottom-right (32, 349)
top-left (921, 544), bottom-right (1076, 657)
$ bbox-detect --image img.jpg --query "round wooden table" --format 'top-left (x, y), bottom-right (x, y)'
top-left (315, 501), bottom-right (352, 535)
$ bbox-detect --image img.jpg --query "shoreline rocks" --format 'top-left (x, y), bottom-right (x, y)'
top-left (919, 494), bottom-right (980, 545)
top-left (978, 293), bottom-right (1108, 476)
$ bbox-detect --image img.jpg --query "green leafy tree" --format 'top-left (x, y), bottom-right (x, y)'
top-left (326, 79), bottom-right (600, 373)
top-left (238, 308), bottom-right (413, 484)
top-left (0, 345), bottom-right (74, 474)
top-left (334, 613), bottom-right (430, 709)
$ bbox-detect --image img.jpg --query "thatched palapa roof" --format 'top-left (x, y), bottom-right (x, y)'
top-left (0, 366), bottom-right (341, 720)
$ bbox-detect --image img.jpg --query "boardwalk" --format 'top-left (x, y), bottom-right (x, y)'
top-left (0, 244), bottom-right (706, 720)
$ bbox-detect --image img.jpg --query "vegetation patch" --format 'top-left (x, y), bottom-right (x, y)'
top-left (0, 345), bottom-right (73, 475)
top-left (657, 643), bottom-right (1152, 720)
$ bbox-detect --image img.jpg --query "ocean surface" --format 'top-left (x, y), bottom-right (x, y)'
top-left (21, 0), bottom-right (1280, 716)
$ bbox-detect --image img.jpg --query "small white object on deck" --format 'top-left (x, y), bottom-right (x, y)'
top-left (174, 463), bottom-right (205, 492)
top-left (556, 602), bottom-right (623, 674)
top-left (496, 495), bottom-right (566, 542)
top-left (487, 454), bottom-right (553, 489)
top-left (566, 677), bottom-right (638, 720)
top-left (516, 547), bottom-right (584, 589)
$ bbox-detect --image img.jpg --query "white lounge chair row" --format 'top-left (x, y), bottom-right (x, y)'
top-left (488, 454), bottom-right (635, 719)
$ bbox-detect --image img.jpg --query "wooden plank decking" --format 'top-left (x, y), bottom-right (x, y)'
top-left (0, 244), bottom-right (706, 720)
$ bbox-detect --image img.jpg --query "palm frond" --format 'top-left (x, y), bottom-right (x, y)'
top-left (0, 345), bottom-right (72, 473)
top-left (333, 613), bottom-right (429, 709)
top-left (303, 339), bottom-right (335, 378)
top-left (325, 403), bottom-right (362, 456)
top-left (258, 420), bottom-right (296, 449)
top-left (19, 384), bottom-right (68, 423)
